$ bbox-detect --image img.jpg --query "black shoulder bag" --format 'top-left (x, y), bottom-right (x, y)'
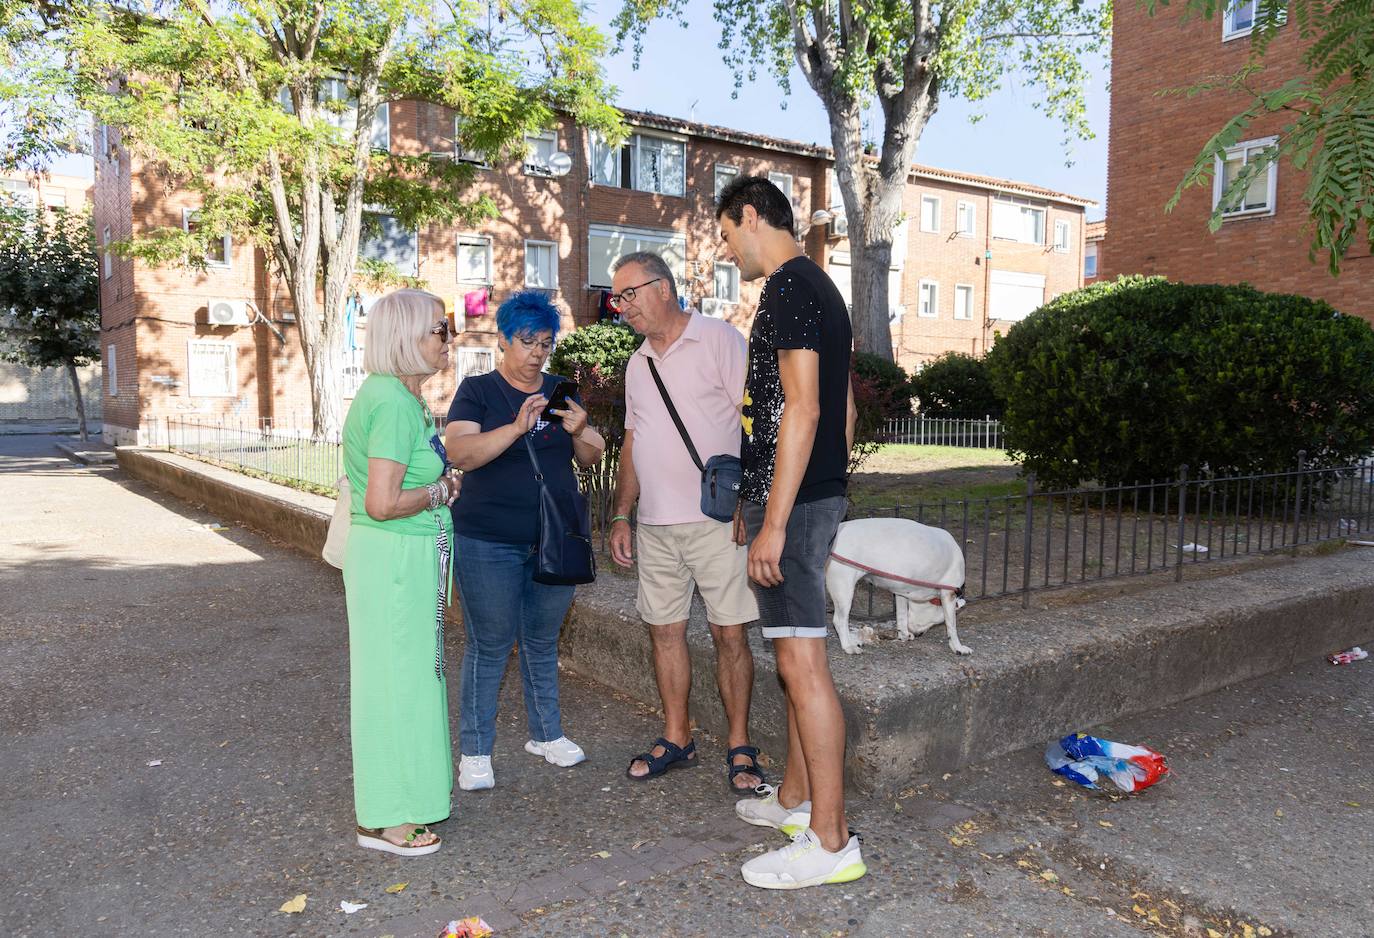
top-left (524, 427), bottom-right (597, 586)
top-left (645, 357), bottom-right (743, 523)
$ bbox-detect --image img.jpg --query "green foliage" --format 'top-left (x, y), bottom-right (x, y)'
top-left (0, 198), bottom-right (100, 369)
top-left (1149, 0), bottom-right (1374, 274)
top-left (614, 0), bottom-right (1109, 360)
top-left (548, 321), bottom-right (644, 455)
top-left (849, 351), bottom-right (912, 473)
top-left (909, 353), bottom-right (1004, 418)
top-left (985, 275), bottom-right (1374, 487)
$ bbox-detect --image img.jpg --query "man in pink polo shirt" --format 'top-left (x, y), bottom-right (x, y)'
top-left (606, 251), bottom-right (764, 791)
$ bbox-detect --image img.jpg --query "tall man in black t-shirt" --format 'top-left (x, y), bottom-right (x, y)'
top-left (716, 176), bottom-right (865, 890)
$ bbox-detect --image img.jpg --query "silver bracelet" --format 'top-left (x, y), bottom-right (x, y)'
top-left (426, 480), bottom-right (445, 510)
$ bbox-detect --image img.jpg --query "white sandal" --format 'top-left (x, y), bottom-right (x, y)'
top-left (356, 824), bottom-right (441, 857)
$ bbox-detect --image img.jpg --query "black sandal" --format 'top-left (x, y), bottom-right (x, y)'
top-left (626, 737), bottom-right (698, 781)
top-left (726, 745), bottom-right (766, 791)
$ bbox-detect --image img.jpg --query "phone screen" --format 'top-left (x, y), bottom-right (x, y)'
top-left (540, 380), bottom-right (578, 424)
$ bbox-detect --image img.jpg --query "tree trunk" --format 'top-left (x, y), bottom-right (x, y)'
top-left (66, 360), bottom-right (88, 442)
top-left (847, 176), bottom-right (906, 361)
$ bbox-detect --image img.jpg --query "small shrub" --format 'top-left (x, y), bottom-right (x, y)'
top-left (985, 275), bottom-right (1374, 488)
top-left (849, 351), bottom-right (913, 473)
top-left (908, 352), bottom-right (1003, 418)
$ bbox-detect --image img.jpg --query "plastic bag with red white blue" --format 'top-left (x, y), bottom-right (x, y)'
top-left (1044, 733), bottom-right (1169, 793)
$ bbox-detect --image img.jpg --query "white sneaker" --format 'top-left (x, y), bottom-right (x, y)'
top-left (524, 736), bottom-right (586, 767)
top-left (741, 828), bottom-right (867, 890)
top-left (735, 784), bottom-right (812, 837)
top-left (458, 754), bottom-right (494, 791)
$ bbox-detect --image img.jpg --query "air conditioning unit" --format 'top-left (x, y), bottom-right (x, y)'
top-left (208, 299), bottom-right (251, 326)
top-left (700, 298), bottom-right (729, 318)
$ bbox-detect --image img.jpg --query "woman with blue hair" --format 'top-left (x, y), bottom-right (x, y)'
top-left (444, 290), bottom-right (605, 791)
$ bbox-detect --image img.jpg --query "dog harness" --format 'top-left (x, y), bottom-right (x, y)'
top-left (828, 551), bottom-right (961, 605)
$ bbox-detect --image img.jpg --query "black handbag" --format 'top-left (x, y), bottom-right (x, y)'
top-left (524, 432), bottom-right (597, 586)
top-left (646, 358), bottom-right (743, 523)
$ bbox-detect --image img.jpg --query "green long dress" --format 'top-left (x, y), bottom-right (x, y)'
top-left (342, 373), bottom-right (454, 829)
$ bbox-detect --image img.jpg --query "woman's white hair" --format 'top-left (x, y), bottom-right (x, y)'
top-left (363, 288), bottom-right (445, 376)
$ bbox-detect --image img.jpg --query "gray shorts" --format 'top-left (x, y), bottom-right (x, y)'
top-left (741, 495), bottom-right (846, 640)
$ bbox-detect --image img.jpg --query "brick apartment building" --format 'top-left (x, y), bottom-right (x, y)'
top-left (0, 170), bottom-right (103, 422)
top-left (1100, 1), bottom-right (1373, 316)
top-left (93, 104), bottom-right (1089, 444)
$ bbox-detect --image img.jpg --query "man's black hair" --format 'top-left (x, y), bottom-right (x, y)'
top-left (714, 174), bottom-right (795, 235)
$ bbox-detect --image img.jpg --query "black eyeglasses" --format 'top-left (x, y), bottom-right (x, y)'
top-left (430, 320), bottom-right (452, 341)
top-left (608, 278), bottom-right (663, 312)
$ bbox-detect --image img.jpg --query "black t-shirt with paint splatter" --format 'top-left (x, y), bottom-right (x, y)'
top-left (740, 255), bottom-right (853, 506)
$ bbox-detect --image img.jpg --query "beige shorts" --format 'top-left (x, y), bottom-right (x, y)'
top-left (635, 520), bottom-right (759, 626)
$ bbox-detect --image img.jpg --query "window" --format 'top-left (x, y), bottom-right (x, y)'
top-left (589, 131), bottom-right (685, 196)
top-left (825, 168), bottom-right (848, 236)
top-left (524, 129), bottom-right (558, 176)
top-left (1, 178), bottom-right (34, 209)
top-left (1053, 219), bottom-right (1071, 253)
top-left (454, 117), bottom-right (487, 166)
top-left (714, 262), bottom-right (740, 303)
top-left (768, 171), bottom-right (793, 204)
top-left (918, 280), bottom-right (939, 318)
top-left (890, 219), bottom-right (908, 270)
top-left (102, 226), bottom-right (112, 279)
top-left (991, 195), bottom-right (1046, 244)
top-left (106, 344), bottom-right (117, 396)
top-left (589, 131), bottom-right (620, 186)
top-left (525, 240), bottom-right (557, 289)
top-left (1223, 0), bottom-right (1255, 39)
top-left (360, 211), bottom-right (418, 276)
top-left (920, 195), bottom-right (940, 233)
top-left (586, 223), bottom-right (687, 289)
top-left (44, 191), bottom-right (67, 211)
top-left (714, 164), bottom-right (739, 199)
top-left (1084, 243), bottom-right (1099, 278)
top-left (96, 124), bottom-right (110, 161)
top-left (827, 251), bottom-right (852, 307)
top-left (988, 269), bottom-right (1046, 322)
top-left (956, 200), bottom-right (976, 238)
top-left (456, 235), bottom-right (492, 284)
top-left (182, 208), bottom-right (231, 268)
top-left (455, 347), bottom-right (496, 379)
top-left (954, 284), bottom-right (974, 320)
top-left (371, 103), bottom-right (390, 152)
top-left (1213, 137), bottom-right (1278, 218)
top-left (187, 341), bottom-right (237, 397)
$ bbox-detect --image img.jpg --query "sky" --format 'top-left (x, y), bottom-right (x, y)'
top-left (45, 1), bottom-right (1111, 220)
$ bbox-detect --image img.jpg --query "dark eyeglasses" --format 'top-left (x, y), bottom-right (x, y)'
top-left (608, 278), bottom-right (663, 312)
top-left (430, 320), bottom-right (452, 341)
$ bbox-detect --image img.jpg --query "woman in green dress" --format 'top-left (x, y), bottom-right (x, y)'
top-left (342, 288), bottom-right (460, 857)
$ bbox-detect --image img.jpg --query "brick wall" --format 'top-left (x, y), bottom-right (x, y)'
top-left (1102, 4), bottom-right (1373, 317)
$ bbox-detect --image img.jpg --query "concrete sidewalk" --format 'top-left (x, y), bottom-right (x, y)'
top-left (2, 434), bottom-right (1370, 937)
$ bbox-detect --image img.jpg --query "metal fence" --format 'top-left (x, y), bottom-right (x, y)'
top-left (166, 417), bottom-right (344, 491)
top-left (881, 414), bottom-right (1005, 449)
top-left (847, 453), bottom-right (1374, 618)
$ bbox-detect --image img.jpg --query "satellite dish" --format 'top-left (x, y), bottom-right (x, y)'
top-left (546, 151), bottom-right (573, 177)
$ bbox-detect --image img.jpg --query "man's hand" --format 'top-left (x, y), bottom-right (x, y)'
top-left (748, 523), bottom-right (786, 587)
top-left (609, 518), bottom-right (634, 567)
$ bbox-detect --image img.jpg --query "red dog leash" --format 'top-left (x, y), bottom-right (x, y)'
top-left (828, 551), bottom-right (961, 605)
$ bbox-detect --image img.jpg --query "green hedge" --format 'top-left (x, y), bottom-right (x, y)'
top-left (908, 352), bottom-right (1003, 418)
top-left (985, 276), bottom-right (1374, 488)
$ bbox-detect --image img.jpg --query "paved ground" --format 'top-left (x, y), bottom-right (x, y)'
top-left (2, 433), bottom-right (1370, 938)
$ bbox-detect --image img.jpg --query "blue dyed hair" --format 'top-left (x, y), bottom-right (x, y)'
top-left (496, 290), bottom-right (562, 342)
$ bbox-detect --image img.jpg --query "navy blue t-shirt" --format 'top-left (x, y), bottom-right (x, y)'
top-left (447, 370), bottom-right (581, 545)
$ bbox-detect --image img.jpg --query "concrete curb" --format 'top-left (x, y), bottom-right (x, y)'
top-left (114, 447), bottom-right (1374, 792)
top-left (55, 442), bottom-right (117, 465)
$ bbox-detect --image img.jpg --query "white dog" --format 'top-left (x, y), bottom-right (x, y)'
top-left (825, 517), bottom-right (971, 656)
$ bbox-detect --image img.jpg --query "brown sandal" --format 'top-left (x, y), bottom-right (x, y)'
top-left (356, 824), bottom-right (441, 857)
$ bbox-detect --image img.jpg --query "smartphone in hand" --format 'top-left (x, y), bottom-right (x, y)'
top-left (539, 380), bottom-right (579, 424)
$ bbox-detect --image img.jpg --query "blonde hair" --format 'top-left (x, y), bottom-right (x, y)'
top-left (363, 288), bottom-right (445, 376)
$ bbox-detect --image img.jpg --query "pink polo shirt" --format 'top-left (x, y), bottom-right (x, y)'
top-left (625, 310), bottom-right (747, 525)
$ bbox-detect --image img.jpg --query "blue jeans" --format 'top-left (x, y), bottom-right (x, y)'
top-left (453, 533), bottom-right (575, 755)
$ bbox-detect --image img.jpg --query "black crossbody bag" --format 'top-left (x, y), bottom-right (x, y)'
top-left (646, 358), bottom-right (743, 523)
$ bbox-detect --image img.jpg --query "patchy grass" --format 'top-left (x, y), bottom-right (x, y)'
top-left (849, 444), bottom-right (1022, 511)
